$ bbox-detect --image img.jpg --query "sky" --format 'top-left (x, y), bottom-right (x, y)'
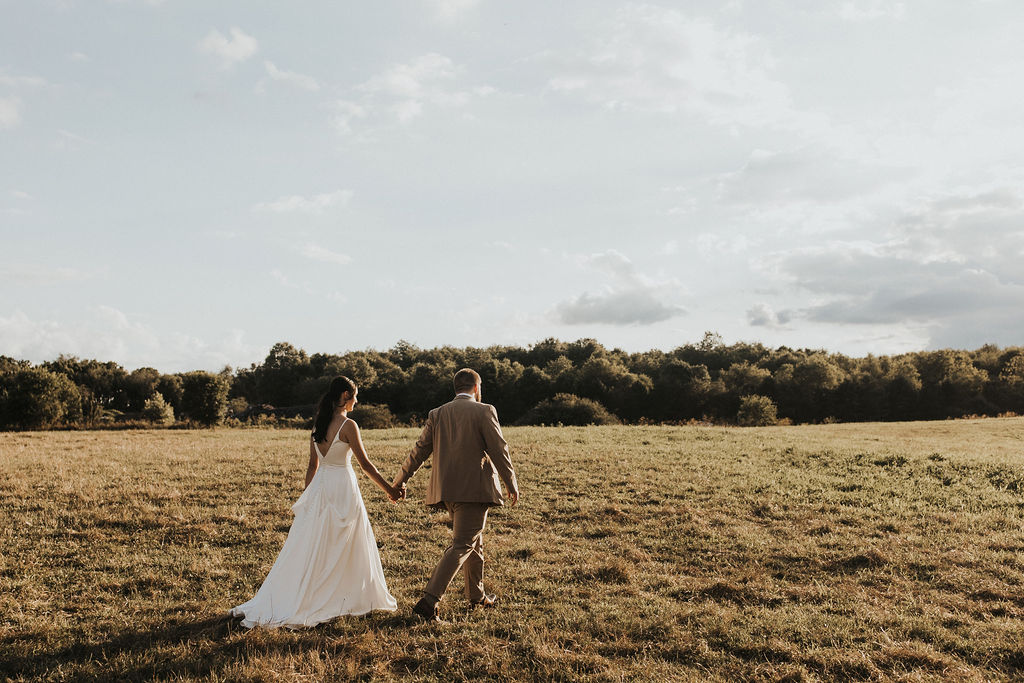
top-left (3, 0), bottom-right (1024, 372)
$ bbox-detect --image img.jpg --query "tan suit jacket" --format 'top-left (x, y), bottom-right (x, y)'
top-left (400, 395), bottom-right (518, 507)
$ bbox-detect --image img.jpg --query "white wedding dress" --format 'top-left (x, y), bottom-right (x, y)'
top-left (231, 419), bottom-right (397, 628)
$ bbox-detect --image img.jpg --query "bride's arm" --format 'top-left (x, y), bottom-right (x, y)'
top-left (304, 437), bottom-right (319, 489)
top-left (343, 420), bottom-right (403, 501)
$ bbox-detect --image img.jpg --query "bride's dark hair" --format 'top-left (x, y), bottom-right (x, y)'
top-left (311, 376), bottom-right (357, 442)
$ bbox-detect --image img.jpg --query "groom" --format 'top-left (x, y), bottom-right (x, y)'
top-left (392, 368), bottom-right (519, 623)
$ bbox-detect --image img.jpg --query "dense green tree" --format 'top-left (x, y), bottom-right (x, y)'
top-left (41, 355), bottom-right (127, 407)
top-left (251, 342), bottom-right (311, 406)
top-left (565, 338), bottom-right (605, 364)
top-left (389, 340), bottom-right (421, 369)
top-left (156, 374), bottom-right (184, 414)
top-left (0, 368), bottom-right (81, 429)
top-left (180, 371), bottom-right (229, 426)
top-left (995, 353), bottom-right (1024, 413)
top-left (833, 356), bottom-right (886, 422)
top-left (521, 338), bottom-right (569, 367)
top-left (467, 353), bottom-right (524, 418)
top-left (916, 350), bottom-right (989, 417)
top-left (10, 336), bottom-right (1024, 430)
top-left (402, 361), bottom-right (456, 417)
top-left (721, 362), bottom-right (771, 396)
top-left (0, 356), bottom-right (30, 374)
top-left (777, 354), bottom-right (846, 422)
top-left (656, 360), bottom-right (711, 420)
top-left (124, 367), bottom-right (161, 412)
top-left (574, 357), bottom-right (652, 420)
top-left (508, 366), bottom-right (552, 420)
top-left (543, 356), bottom-right (576, 395)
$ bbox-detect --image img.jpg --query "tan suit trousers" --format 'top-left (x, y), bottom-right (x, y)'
top-left (424, 502), bottom-right (489, 603)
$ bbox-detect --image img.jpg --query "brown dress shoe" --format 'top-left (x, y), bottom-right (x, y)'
top-left (413, 598), bottom-right (442, 623)
top-left (472, 593), bottom-right (497, 608)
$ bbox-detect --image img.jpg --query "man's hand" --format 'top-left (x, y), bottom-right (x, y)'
top-left (386, 482), bottom-right (406, 504)
top-left (389, 474), bottom-right (407, 503)
top-left (507, 490), bottom-right (519, 507)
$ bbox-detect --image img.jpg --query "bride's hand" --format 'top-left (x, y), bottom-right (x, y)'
top-left (386, 482), bottom-right (406, 503)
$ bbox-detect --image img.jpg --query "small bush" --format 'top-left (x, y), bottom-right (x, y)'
top-left (517, 393), bottom-right (619, 426)
top-left (350, 403), bottom-right (396, 429)
top-left (141, 393), bottom-right (175, 425)
top-left (226, 397), bottom-right (249, 419)
top-left (737, 394), bottom-right (778, 426)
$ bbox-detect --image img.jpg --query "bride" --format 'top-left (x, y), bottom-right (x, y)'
top-left (231, 376), bottom-right (403, 628)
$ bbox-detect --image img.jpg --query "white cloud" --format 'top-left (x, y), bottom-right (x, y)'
top-left (263, 60), bottom-right (319, 91)
top-left (554, 250), bottom-right (686, 326)
top-left (391, 99), bottom-right (424, 123)
top-left (253, 189), bottom-right (352, 214)
top-left (361, 53), bottom-right (459, 100)
top-left (839, 1), bottom-right (907, 22)
top-left (0, 97), bottom-right (22, 129)
top-left (198, 27), bottom-right (258, 69)
top-left (0, 307), bottom-right (259, 372)
top-left (0, 263), bottom-right (93, 285)
top-left (763, 187), bottom-right (1024, 347)
top-left (696, 232), bottom-right (752, 257)
top-left (715, 146), bottom-right (904, 206)
top-left (0, 69), bottom-right (49, 130)
top-left (69, 51), bottom-right (90, 62)
top-left (270, 269), bottom-right (296, 289)
top-left (747, 303), bottom-right (791, 328)
top-left (333, 100), bottom-right (367, 136)
top-left (542, 6), bottom-right (798, 129)
top-left (0, 69), bottom-right (48, 89)
top-left (298, 243), bottom-right (352, 265)
top-left (334, 53), bottom-right (486, 134)
top-left (425, 0), bottom-right (480, 22)
top-left (269, 268), bottom-right (346, 303)
top-left (556, 290), bottom-right (686, 326)
top-left (54, 129), bottom-right (95, 150)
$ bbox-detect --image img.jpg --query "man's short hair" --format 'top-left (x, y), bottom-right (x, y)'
top-left (453, 368), bottom-right (481, 393)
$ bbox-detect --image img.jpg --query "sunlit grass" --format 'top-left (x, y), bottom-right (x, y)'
top-left (2, 420), bottom-right (1023, 680)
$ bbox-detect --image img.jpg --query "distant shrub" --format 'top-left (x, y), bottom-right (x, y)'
top-left (251, 414), bottom-right (307, 429)
top-left (517, 393), bottom-right (619, 426)
top-left (141, 392), bottom-right (175, 425)
top-left (737, 394), bottom-right (778, 427)
top-left (226, 397), bottom-right (249, 419)
top-left (350, 403), bottom-right (396, 429)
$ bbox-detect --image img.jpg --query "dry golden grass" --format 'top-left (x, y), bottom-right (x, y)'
top-left (2, 420), bottom-right (1023, 681)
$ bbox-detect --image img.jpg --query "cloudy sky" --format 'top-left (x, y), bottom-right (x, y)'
top-left (3, 1), bottom-right (1024, 371)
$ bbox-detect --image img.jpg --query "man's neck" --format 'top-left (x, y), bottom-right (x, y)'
top-left (456, 392), bottom-right (476, 401)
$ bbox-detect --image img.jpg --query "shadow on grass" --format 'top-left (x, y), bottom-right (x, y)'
top-left (1, 610), bottom-right (418, 681)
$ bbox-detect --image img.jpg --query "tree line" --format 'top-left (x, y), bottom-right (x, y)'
top-left (2, 332), bottom-right (1024, 431)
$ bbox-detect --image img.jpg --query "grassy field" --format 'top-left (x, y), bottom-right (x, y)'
top-left (2, 420), bottom-right (1023, 682)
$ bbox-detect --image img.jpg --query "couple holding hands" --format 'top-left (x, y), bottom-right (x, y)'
top-left (231, 368), bottom-right (520, 627)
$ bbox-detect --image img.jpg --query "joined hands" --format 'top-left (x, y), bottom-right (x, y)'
top-left (386, 481), bottom-right (407, 503)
